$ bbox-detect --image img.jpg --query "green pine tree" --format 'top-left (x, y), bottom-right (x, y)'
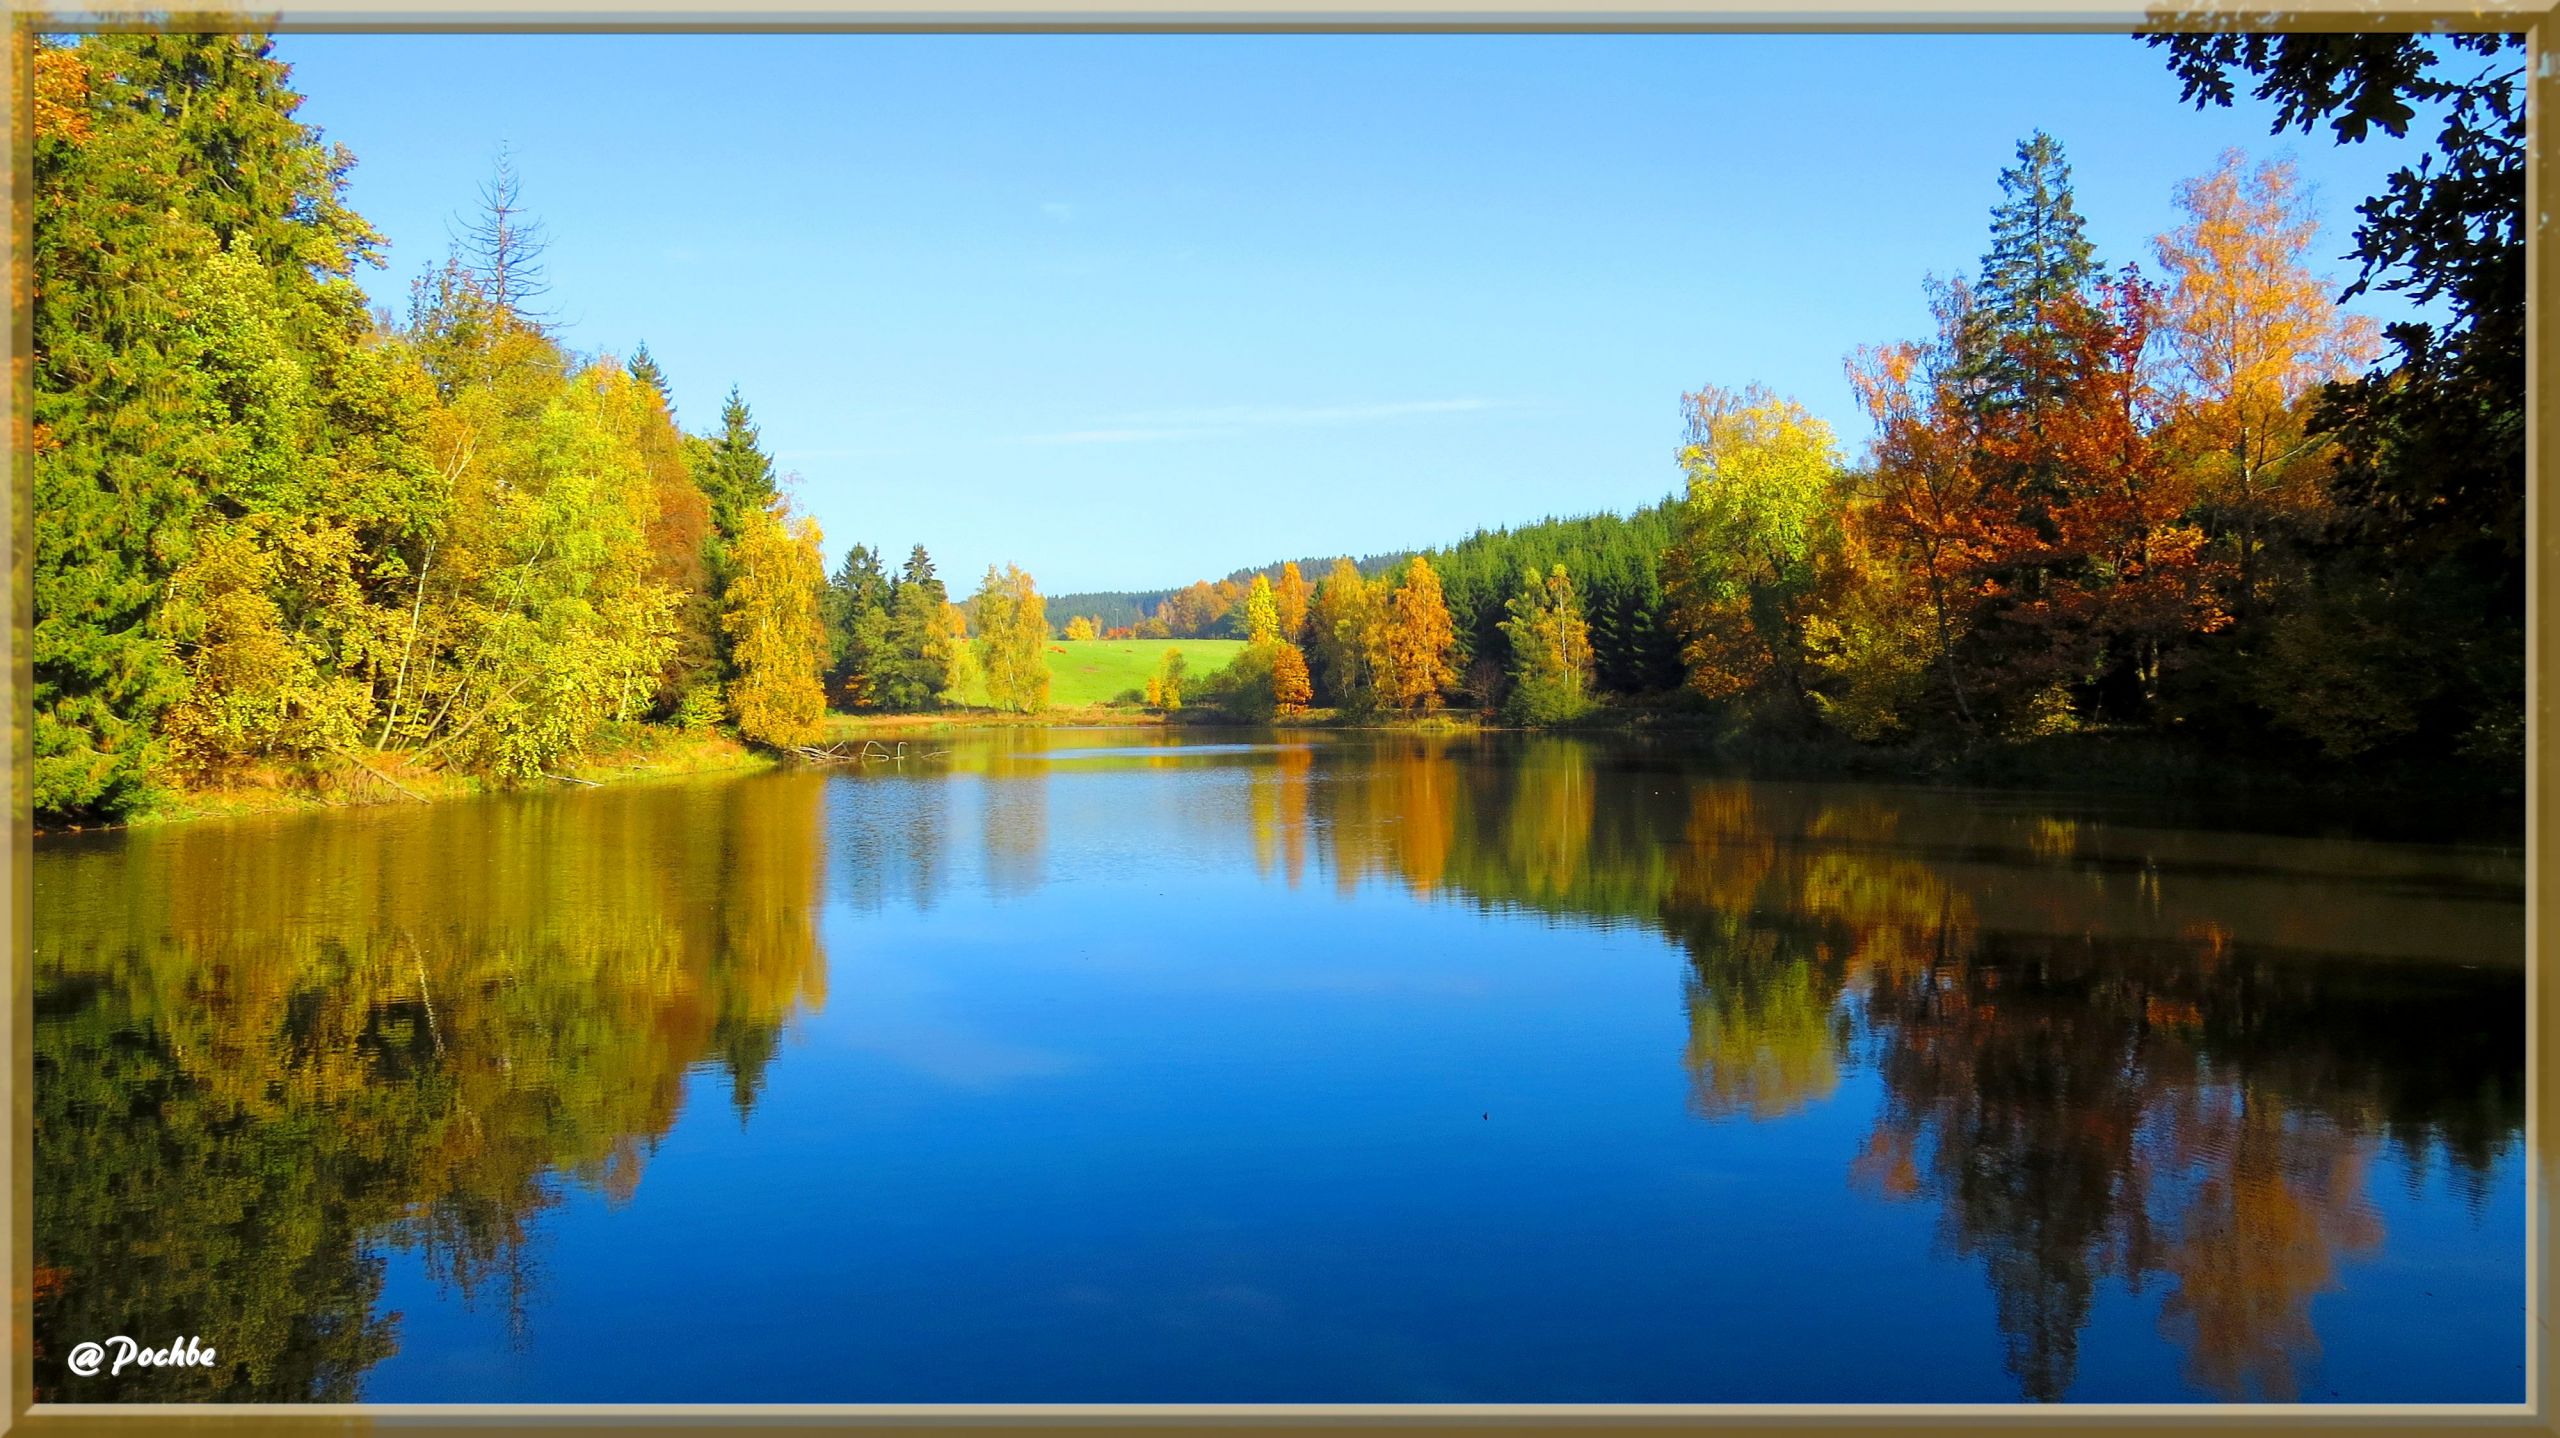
top-left (30, 33), bottom-right (405, 820)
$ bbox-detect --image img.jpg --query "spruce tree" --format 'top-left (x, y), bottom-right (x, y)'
top-left (876, 546), bottom-right (953, 710)
top-left (30, 33), bottom-right (392, 819)
top-left (696, 387), bottom-right (780, 546)
top-left (824, 543), bottom-right (892, 709)
top-left (629, 342), bottom-right (671, 411)
top-left (1968, 131), bottom-right (2100, 416)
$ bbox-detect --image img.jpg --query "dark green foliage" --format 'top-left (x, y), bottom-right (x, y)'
top-left (1422, 504), bottom-right (1683, 701)
top-left (629, 341), bottom-right (671, 410)
top-left (823, 543), bottom-right (893, 709)
top-left (30, 33), bottom-right (394, 820)
top-left (873, 545), bottom-right (955, 710)
top-left (690, 387), bottom-right (783, 680)
top-left (1037, 589), bottom-right (1175, 634)
top-left (1970, 129), bottom-right (2099, 410)
top-left (694, 387), bottom-right (779, 548)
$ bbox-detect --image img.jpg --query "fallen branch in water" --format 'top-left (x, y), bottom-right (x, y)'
top-left (344, 754), bottom-right (431, 804)
top-left (541, 771), bottom-right (601, 787)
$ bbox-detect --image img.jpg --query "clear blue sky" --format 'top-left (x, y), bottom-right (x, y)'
top-left (275, 33), bottom-right (2434, 595)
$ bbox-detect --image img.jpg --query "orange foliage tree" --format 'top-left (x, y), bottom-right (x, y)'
top-left (1846, 280), bottom-right (2024, 733)
top-left (2152, 150), bottom-right (2380, 617)
top-left (1271, 642), bottom-right (1313, 715)
top-left (1377, 556), bottom-right (1459, 713)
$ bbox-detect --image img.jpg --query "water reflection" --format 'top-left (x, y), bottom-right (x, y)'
top-left (31, 730), bottom-right (2521, 1402)
top-left (34, 776), bottom-right (829, 1399)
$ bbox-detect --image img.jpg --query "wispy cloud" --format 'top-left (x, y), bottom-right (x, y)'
top-left (1010, 397), bottom-right (1496, 447)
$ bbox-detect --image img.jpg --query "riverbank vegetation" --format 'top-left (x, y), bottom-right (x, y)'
top-left (1053, 46), bottom-right (2520, 785)
top-left (30, 31), bottom-right (2519, 827)
top-left (31, 33), bottom-right (841, 825)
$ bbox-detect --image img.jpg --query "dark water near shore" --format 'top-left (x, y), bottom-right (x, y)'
top-left (32, 729), bottom-right (2528, 1403)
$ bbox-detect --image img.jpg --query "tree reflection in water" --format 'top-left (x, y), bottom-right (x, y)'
top-left (34, 774), bottom-right (830, 1400)
top-left (1293, 735), bottom-right (2519, 1401)
top-left (32, 732), bottom-right (2520, 1402)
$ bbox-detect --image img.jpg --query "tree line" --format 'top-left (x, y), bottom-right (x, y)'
top-left (1651, 28), bottom-right (2522, 768)
top-left (31, 31), bottom-right (2519, 826)
top-left (31, 33), bottom-right (843, 823)
top-left (1032, 34), bottom-right (2522, 770)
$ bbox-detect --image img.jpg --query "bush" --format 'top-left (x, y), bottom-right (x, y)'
top-left (1505, 672), bottom-right (1595, 727)
top-left (674, 681), bottom-right (725, 735)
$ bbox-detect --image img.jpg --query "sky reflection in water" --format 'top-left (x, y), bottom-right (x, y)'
top-left (31, 729), bottom-right (2526, 1403)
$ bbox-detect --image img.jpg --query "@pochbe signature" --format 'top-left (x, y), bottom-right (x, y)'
top-left (65, 1336), bottom-right (217, 1377)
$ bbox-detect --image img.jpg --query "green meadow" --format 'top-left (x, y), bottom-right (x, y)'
top-left (956, 638), bottom-right (1248, 710)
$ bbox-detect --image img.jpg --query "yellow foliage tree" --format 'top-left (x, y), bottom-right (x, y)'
top-left (1242, 573), bottom-right (1281, 647)
top-left (1308, 557), bottom-right (1380, 707)
top-left (1275, 561), bottom-right (1311, 643)
top-left (2153, 150), bottom-right (2380, 613)
top-left (1144, 647), bottom-right (1188, 711)
top-left (936, 602), bottom-right (975, 707)
top-left (971, 563), bottom-right (1051, 714)
top-left (1664, 383), bottom-right (1843, 709)
top-left (1062, 614), bottom-right (1098, 642)
top-left (720, 504), bottom-right (828, 749)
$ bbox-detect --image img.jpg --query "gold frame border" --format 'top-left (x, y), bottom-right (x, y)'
top-left (1, 4), bottom-right (2548, 1435)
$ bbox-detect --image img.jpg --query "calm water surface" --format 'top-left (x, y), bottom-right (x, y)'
top-left (32, 729), bottom-right (2527, 1403)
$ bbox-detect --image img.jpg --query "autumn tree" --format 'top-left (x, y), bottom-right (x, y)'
top-left (1242, 573), bottom-right (1282, 647)
top-left (937, 601), bottom-right (976, 707)
top-left (1308, 558), bottom-right (1381, 708)
top-left (1845, 280), bottom-right (2017, 734)
top-left (1150, 580), bottom-right (1231, 639)
top-left (604, 357), bottom-right (717, 712)
top-left (1275, 561), bottom-right (1312, 643)
top-left (2153, 150), bottom-right (2379, 617)
top-left (1144, 648), bottom-right (1188, 711)
top-left (720, 504), bottom-right (829, 749)
top-left (971, 564), bottom-right (1052, 714)
top-left (1664, 384), bottom-right (1844, 718)
top-left (2005, 269), bottom-right (2224, 721)
top-left (1271, 642), bottom-right (1314, 716)
top-left (2150, 32), bottom-right (2524, 760)
top-left (1499, 565), bottom-right (1596, 725)
top-left (375, 317), bottom-right (680, 783)
top-left (1377, 557), bottom-right (1460, 714)
top-left (1062, 615), bottom-right (1098, 642)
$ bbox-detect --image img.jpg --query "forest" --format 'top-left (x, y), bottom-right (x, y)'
top-left (29, 30), bottom-right (2524, 827)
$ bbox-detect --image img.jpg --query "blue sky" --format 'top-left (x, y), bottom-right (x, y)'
top-left (275, 33), bottom-right (2434, 594)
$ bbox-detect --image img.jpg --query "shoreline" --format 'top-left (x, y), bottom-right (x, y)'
top-left (44, 729), bottom-right (777, 837)
top-left (45, 703), bottom-right (2521, 837)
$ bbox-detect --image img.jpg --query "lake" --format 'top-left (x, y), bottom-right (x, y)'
top-left (30, 728), bottom-right (2528, 1405)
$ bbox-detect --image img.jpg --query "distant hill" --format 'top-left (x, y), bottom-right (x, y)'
top-left (1046, 550), bottom-right (1412, 633)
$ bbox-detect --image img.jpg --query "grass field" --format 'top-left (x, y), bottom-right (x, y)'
top-left (955, 638), bottom-right (1247, 709)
